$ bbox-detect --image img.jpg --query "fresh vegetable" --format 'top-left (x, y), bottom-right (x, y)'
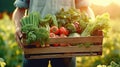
top-left (68, 33), bottom-right (80, 37)
top-left (81, 13), bottom-right (110, 36)
top-left (39, 14), bottom-right (51, 32)
top-left (73, 21), bottom-right (82, 33)
top-left (50, 26), bottom-right (59, 34)
top-left (21, 12), bottom-right (49, 46)
top-left (35, 27), bottom-right (49, 46)
top-left (59, 27), bottom-right (69, 35)
top-left (77, 12), bottom-right (90, 33)
top-left (21, 12), bottom-right (40, 27)
top-left (39, 14), bottom-right (58, 27)
top-left (68, 33), bottom-right (80, 46)
top-left (49, 32), bottom-right (56, 38)
top-left (65, 23), bottom-right (76, 33)
top-left (22, 26), bottom-right (49, 45)
top-left (93, 13), bottom-right (110, 36)
top-left (81, 21), bottom-right (95, 36)
top-left (56, 8), bottom-right (81, 27)
top-left (51, 15), bottom-right (58, 27)
top-left (49, 33), bottom-right (59, 47)
top-left (26, 31), bottom-right (37, 44)
top-left (20, 8), bottom-right (110, 47)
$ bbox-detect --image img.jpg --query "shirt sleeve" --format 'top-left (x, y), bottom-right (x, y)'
top-left (14, 0), bottom-right (29, 8)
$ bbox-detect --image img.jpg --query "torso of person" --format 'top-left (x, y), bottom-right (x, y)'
top-left (28, 0), bottom-right (75, 17)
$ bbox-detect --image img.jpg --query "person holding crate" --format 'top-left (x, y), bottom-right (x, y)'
top-left (12, 0), bottom-right (95, 67)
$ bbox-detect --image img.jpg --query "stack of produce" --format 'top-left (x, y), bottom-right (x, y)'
top-left (20, 8), bottom-right (110, 47)
top-left (21, 12), bottom-right (49, 47)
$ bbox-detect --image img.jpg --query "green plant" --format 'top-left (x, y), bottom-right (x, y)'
top-left (97, 61), bottom-right (120, 67)
top-left (76, 18), bottom-right (120, 67)
top-left (0, 13), bottom-right (22, 67)
top-left (0, 58), bottom-right (6, 67)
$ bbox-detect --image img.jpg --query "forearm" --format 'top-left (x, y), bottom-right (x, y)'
top-left (12, 8), bottom-right (26, 29)
top-left (75, 0), bottom-right (95, 19)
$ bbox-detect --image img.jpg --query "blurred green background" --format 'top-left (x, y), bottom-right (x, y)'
top-left (0, 0), bottom-right (120, 67)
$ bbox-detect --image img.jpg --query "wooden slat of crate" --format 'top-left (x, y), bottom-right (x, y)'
top-left (24, 45), bottom-right (102, 54)
top-left (49, 36), bottom-right (103, 44)
top-left (23, 36), bottom-right (103, 47)
top-left (24, 45), bottom-right (102, 59)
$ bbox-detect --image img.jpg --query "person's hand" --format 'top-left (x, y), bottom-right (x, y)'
top-left (12, 8), bottom-right (27, 49)
top-left (15, 27), bottom-right (24, 49)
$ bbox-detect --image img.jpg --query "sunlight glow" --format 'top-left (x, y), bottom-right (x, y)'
top-left (90, 0), bottom-right (112, 6)
top-left (91, 0), bottom-right (120, 6)
top-left (113, 0), bottom-right (120, 6)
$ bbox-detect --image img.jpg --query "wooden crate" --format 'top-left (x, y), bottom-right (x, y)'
top-left (21, 30), bottom-right (103, 59)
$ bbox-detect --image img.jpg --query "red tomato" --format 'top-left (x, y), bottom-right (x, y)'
top-left (50, 26), bottom-right (59, 34)
top-left (59, 27), bottom-right (69, 36)
top-left (53, 43), bottom-right (59, 47)
top-left (50, 33), bottom-right (60, 47)
top-left (49, 33), bottom-right (56, 38)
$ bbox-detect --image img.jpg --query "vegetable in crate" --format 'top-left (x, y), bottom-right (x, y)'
top-left (49, 33), bottom-right (59, 47)
top-left (39, 14), bottom-right (58, 37)
top-left (39, 14), bottom-right (58, 33)
top-left (78, 12), bottom-right (90, 32)
top-left (68, 32), bottom-right (80, 37)
top-left (20, 12), bottom-right (49, 46)
top-left (79, 13), bottom-right (110, 47)
top-left (59, 27), bottom-right (69, 36)
top-left (50, 26), bottom-right (59, 35)
top-left (81, 13), bottom-right (110, 36)
top-left (92, 13), bottom-right (110, 36)
top-left (56, 8), bottom-right (90, 34)
top-left (65, 23), bottom-right (76, 33)
top-left (35, 27), bottom-right (49, 46)
top-left (21, 12), bottom-right (40, 27)
top-left (68, 32), bottom-right (81, 46)
top-left (56, 8), bottom-right (81, 27)
top-left (73, 21), bottom-right (82, 33)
